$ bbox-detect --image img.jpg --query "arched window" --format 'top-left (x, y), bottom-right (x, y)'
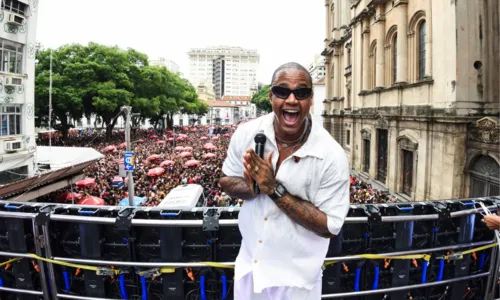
top-left (418, 21), bottom-right (426, 80)
top-left (393, 34), bottom-right (398, 84)
top-left (384, 25), bottom-right (398, 86)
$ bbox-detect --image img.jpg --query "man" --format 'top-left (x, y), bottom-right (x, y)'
top-left (219, 62), bottom-right (350, 299)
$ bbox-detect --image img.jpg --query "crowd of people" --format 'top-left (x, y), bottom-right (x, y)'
top-left (36, 124), bottom-right (397, 207)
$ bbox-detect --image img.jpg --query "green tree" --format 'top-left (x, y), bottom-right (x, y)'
top-left (251, 85), bottom-right (272, 113)
top-left (35, 42), bottom-right (209, 138)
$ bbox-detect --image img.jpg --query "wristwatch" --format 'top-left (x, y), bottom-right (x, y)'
top-left (268, 182), bottom-right (287, 201)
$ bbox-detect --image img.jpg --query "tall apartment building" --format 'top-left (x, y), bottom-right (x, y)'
top-left (322, 0), bottom-right (499, 201)
top-left (187, 46), bottom-right (259, 98)
top-left (307, 54), bottom-right (326, 81)
top-left (149, 57), bottom-right (181, 74)
top-left (212, 56), bottom-right (225, 99)
top-left (0, 0), bottom-right (39, 185)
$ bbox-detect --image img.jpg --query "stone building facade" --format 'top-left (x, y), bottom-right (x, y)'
top-left (322, 0), bottom-right (499, 201)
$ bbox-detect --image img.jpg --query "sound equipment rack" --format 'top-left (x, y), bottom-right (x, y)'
top-left (0, 197), bottom-right (498, 300)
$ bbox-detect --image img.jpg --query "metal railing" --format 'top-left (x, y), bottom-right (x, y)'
top-left (0, 197), bottom-right (497, 300)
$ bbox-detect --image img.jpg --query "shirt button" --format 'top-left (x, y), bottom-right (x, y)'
top-left (264, 218), bottom-right (268, 221)
top-left (258, 240), bottom-right (262, 243)
top-left (254, 260), bottom-right (258, 264)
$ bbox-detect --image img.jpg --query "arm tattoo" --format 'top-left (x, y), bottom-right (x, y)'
top-left (219, 176), bottom-right (255, 200)
top-left (274, 193), bottom-right (335, 238)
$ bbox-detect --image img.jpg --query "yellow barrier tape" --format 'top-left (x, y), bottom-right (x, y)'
top-left (3, 242), bottom-right (497, 274)
top-left (0, 257), bottom-right (21, 268)
top-left (438, 242), bottom-right (499, 260)
top-left (322, 253), bottom-right (431, 269)
top-left (158, 261), bottom-right (235, 274)
top-left (26, 254), bottom-right (121, 275)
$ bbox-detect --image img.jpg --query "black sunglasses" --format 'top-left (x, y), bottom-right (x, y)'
top-left (271, 86), bottom-right (313, 100)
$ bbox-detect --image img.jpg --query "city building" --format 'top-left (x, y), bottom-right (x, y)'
top-left (0, 0), bottom-right (103, 199)
top-left (322, 0), bottom-right (499, 201)
top-left (311, 78), bottom-right (325, 126)
top-left (221, 95), bottom-right (257, 121)
top-left (187, 46), bottom-right (259, 98)
top-left (149, 57), bottom-right (181, 74)
top-left (0, 0), bottom-right (38, 185)
top-left (308, 54), bottom-right (326, 81)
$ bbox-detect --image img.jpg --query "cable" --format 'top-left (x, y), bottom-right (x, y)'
top-left (62, 271), bottom-right (71, 292)
top-left (421, 261), bottom-right (429, 284)
top-left (119, 274), bottom-right (128, 299)
top-left (354, 267), bottom-right (361, 291)
top-left (140, 276), bottom-right (147, 300)
top-left (200, 274), bottom-right (207, 300)
top-left (372, 266), bottom-right (379, 290)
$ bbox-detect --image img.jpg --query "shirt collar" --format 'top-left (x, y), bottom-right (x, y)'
top-left (261, 112), bottom-right (324, 160)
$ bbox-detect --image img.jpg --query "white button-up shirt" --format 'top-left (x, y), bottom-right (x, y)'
top-left (222, 113), bottom-right (350, 293)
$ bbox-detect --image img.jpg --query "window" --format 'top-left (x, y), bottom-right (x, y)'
top-left (1, 0), bottom-right (27, 16)
top-left (393, 35), bottom-right (398, 84)
top-left (418, 21), bottom-right (426, 80)
top-left (0, 39), bottom-right (24, 74)
top-left (0, 165), bottom-right (28, 185)
top-left (0, 105), bottom-right (22, 136)
top-left (346, 130), bottom-right (350, 146)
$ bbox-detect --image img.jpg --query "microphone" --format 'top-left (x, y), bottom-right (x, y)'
top-left (253, 133), bottom-right (267, 195)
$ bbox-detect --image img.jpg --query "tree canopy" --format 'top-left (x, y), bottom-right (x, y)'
top-left (35, 42), bottom-right (207, 139)
top-left (251, 85), bottom-right (272, 113)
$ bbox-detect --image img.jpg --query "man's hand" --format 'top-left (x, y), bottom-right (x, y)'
top-left (243, 148), bottom-right (275, 195)
top-left (482, 215), bottom-right (500, 230)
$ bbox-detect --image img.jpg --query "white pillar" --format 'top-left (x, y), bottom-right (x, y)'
top-left (375, 18), bottom-right (385, 88)
top-left (362, 21), bottom-right (371, 90)
top-left (425, 0), bottom-right (432, 77)
top-left (396, 3), bottom-right (408, 83)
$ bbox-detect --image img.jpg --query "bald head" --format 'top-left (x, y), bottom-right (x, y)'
top-left (270, 62), bottom-right (313, 87)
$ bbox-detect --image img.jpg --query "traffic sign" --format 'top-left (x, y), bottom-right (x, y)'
top-left (124, 151), bottom-right (135, 171)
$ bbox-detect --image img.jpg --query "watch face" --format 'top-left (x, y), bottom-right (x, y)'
top-left (276, 184), bottom-right (286, 195)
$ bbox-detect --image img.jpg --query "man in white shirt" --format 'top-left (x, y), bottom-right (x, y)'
top-left (220, 62), bottom-right (350, 299)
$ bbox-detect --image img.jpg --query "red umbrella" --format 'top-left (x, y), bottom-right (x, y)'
top-left (176, 137), bottom-right (185, 141)
top-left (178, 134), bottom-right (188, 138)
top-left (118, 142), bottom-right (126, 149)
top-left (174, 146), bottom-right (185, 151)
top-left (200, 136), bottom-right (208, 140)
top-left (103, 145), bottom-right (116, 152)
top-left (56, 192), bottom-right (82, 201)
top-left (147, 167), bottom-right (165, 177)
top-left (112, 176), bottom-right (123, 183)
top-left (190, 128), bottom-right (197, 132)
top-left (147, 154), bottom-right (162, 161)
top-left (160, 160), bottom-right (175, 167)
top-left (156, 140), bottom-right (165, 145)
top-left (202, 153), bottom-right (217, 159)
top-left (167, 137), bottom-right (174, 142)
top-left (183, 146), bottom-right (193, 152)
top-left (179, 152), bottom-right (192, 158)
top-left (78, 196), bottom-right (105, 206)
top-left (183, 127), bottom-right (188, 131)
top-left (150, 135), bottom-right (158, 139)
top-left (76, 177), bottom-right (96, 187)
top-left (211, 136), bottom-right (219, 141)
top-left (184, 160), bottom-right (201, 167)
top-left (136, 139), bottom-right (145, 143)
top-left (203, 143), bottom-right (217, 150)
top-left (223, 133), bottom-right (231, 138)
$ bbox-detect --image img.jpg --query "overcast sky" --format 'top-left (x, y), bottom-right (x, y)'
top-left (36, 0), bottom-right (325, 84)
